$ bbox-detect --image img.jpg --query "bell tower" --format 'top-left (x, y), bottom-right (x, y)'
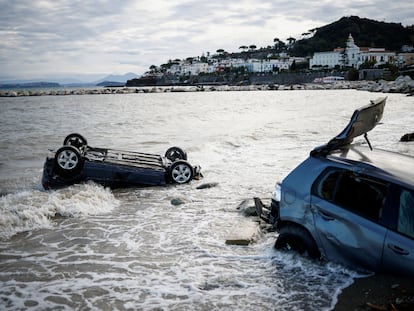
top-left (345, 34), bottom-right (360, 67)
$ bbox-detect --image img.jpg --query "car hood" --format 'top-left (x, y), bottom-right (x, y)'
top-left (311, 97), bottom-right (386, 157)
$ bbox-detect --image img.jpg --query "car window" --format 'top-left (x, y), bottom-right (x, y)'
top-left (313, 168), bottom-right (388, 222)
top-left (316, 170), bottom-right (341, 201)
top-left (397, 188), bottom-right (414, 239)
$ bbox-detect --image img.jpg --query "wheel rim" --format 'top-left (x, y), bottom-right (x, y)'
top-left (171, 164), bottom-right (192, 183)
top-left (57, 150), bottom-right (79, 170)
top-left (64, 134), bottom-right (87, 148)
top-left (168, 150), bottom-right (181, 160)
top-left (166, 147), bottom-right (186, 161)
top-left (67, 137), bottom-right (80, 146)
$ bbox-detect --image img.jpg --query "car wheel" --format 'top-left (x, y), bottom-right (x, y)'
top-left (275, 224), bottom-right (320, 259)
top-left (54, 146), bottom-right (84, 177)
top-left (165, 147), bottom-right (187, 161)
top-left (63, 133), bottom-right (88, 149)
top-left (170, 160), bottom-right (193, 184)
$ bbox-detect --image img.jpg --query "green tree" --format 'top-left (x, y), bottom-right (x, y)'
top-left (348, 68), bottom-right (359, 81)
top-left (360, 60), bottom-right (376, 69)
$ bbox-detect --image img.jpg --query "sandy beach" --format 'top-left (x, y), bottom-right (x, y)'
top-left (334, 273), bottom-right (414, 311)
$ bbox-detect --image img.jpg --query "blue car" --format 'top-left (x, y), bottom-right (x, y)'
top-left (256, 97), bottom-right (414, 275)
top-left (42, 133), bottom-right (202, 189)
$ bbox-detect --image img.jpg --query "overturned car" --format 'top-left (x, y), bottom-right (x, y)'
top-left (42, 133), bottom-right (202, 189)
top-left (256, 97), bottom-right (414, 275)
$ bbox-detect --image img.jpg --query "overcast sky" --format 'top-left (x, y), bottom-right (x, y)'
top-left (0, 0), bottom-right (413, 82)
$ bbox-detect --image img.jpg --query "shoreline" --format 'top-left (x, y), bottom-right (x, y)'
top-left (1, 76), bottom-right (413, 97)
top-left (334, 273), bottom-right (414, 310)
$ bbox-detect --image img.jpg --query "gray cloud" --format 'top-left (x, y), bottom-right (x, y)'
top-left (0, 0), bottom-right (412, 81)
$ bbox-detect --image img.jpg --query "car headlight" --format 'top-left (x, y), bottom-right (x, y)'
top-left (272, 182), bottom-right (281, 202)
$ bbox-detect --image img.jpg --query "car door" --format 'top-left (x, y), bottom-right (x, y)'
top-left (381, 186), bottom-right (414, 275)
top-left (310, 168), bottom-right (388, 271)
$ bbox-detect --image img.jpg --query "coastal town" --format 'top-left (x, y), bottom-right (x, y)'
top-left (142, 34), bottom-right (413, 78)
top-left (122, 31), bottom-right (414, 90)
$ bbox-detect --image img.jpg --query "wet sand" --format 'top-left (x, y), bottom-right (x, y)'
top-left (334, 273), bottom-right (414, 311)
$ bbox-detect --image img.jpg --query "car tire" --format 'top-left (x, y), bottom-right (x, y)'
top-left (165, 147), bottom-right (187, 161)
top-left (54, 146), bottom-right (84, 177)
top-left (63, 133), bottom-right (88, 149)
top-left (169, 160), bottom-right (193, 184)
top-left (275, 224), bottom-right (320, 259)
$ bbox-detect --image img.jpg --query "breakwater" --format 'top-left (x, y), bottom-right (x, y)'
top-left (1, 75), bottom-right (413, 97)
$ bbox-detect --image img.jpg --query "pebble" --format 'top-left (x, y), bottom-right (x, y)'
top-left (170, 198), bottom-right (186, 206)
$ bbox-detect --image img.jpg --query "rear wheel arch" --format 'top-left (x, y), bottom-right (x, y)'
top-left (275, 222), bottom-right (321, 259)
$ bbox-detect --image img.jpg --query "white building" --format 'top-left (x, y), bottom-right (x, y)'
top-left (358, 48), bottom-right (396, 67)
top-left (396, 52), bottom-right (414, 67)
top-left (232, 58), bottom-right (293, 73)
top-left (309, 34), bottom-right (396, 70)
top-left (309, 50), bottom-right (344, 69)
top-left (167, 61), bottom-right (210, 75)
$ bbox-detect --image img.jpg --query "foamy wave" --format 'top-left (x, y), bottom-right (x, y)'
top-left (0, 183), bottom-right (119, 240)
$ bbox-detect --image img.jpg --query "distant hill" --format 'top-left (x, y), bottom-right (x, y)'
top-left (0, 81), bottom-right (61, 89)
top-left (96, 81), bottom-right (125, 87)
top-left (93, 72), bottom-right (138, 84)
top-left (0, 73), bottom-right (139, 87)
top-left (291, 16), bottom-right (414, 56)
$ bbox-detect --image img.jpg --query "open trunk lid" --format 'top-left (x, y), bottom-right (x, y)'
top-left (311, 97), bottom-right (386, 157)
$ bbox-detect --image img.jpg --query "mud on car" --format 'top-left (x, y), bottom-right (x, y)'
top-left (42, 133), bottom-right (202, 189)
top-left (256, 97), bottom-right (414, 275)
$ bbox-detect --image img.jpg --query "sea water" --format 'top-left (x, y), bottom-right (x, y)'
top-left (0, 90), bottom-right (413, 310)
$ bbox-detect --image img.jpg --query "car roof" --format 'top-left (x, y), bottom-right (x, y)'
top-left (327, 145), bottom-right (414, 187)
top-left (311, 97), bottom-right (387, 157)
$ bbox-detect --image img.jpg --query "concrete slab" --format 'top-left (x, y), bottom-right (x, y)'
top-left (225, 219), bottom-right (261, 246)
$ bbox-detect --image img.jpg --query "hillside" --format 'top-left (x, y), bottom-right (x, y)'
top-left (291, 16), bottom-right (414, 56)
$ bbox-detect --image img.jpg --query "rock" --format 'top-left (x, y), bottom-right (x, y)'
top-left (225, 238), bottom-right (251, 246)
top-left (196, 182), bottom-right (219, 190)
top-left (400, 133), bottom-right (414, 142)
top-left (236, 198), bottom-right (258, 217)
top-left (170, 198), bottom-right (186, 206)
